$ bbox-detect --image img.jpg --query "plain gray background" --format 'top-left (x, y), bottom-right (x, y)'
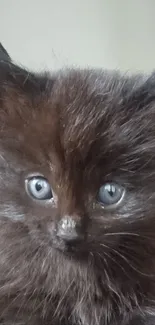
top-left (0, 0), bottom-right (155, 72)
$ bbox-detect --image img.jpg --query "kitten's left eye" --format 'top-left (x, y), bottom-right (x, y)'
top-left (98, 182), bottom-right (125, 208)
top-left (25, 176), bottom-right (53, 200)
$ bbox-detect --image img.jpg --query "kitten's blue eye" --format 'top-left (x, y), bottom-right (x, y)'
top-left (26, 176), bottom-right (53, 200)
top-left (98, 182), bottom-right (125, 208)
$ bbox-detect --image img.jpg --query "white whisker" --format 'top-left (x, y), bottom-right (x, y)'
top-left (100, 243), bottom-right (155, 277)
top-left (104, 232), bottom-right (141, 237)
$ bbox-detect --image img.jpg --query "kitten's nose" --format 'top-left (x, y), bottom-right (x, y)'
top-left (56, 216), bottom-right (84, 243)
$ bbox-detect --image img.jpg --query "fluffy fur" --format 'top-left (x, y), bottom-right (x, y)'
top-left (0, 61), bottom-right (155, 324)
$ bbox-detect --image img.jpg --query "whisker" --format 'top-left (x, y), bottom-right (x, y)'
top-left (98, 245), bottom-right (132, 280)
top-left (53, 278), bottom-right (75, 318)
top-left (104, 232), bottom-right (155, 242)
top-left (100, 243), bottom-right (155, 277)
top-left (104, 232), bottom-right (141, 237)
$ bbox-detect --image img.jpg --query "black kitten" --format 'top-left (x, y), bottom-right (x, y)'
top-left (0, 61), bottom-right (155, 325)
top-left (0, 43), bottom-right (11, 61)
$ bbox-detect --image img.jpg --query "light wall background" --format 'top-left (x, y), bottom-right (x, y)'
top-left (0, 0), bottom-right (155, 72)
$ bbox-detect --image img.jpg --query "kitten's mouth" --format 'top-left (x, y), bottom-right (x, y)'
top-left (52, 236), bottom-right (89, 259)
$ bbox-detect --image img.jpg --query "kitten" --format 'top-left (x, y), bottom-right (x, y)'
top-left (0, 61), bottom-right (155, 325)
top-left (0, 43), bottom-right (11, 62)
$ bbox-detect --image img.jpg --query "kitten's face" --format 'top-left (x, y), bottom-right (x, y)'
top-left (0, 63), bottom-right (155, 322)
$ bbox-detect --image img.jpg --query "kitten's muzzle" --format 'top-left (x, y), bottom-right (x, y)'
top-left (56, 216), bottom-right (85, 243)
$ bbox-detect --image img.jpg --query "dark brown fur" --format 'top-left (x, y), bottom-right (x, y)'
top-left (0, 61), bottom-right (155, 324)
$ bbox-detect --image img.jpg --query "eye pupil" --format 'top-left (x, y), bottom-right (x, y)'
top-left (35, 181), bottom-right (43, 192)
top-left (107, 185), bottom-right (115, 197)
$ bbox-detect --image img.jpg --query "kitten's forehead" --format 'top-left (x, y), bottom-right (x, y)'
top-left (1, 69), bottom-right (120, 152)
top-left (49, 70), bottom-right (122, 149)
top-left (0, 65), bottom-right (154, 173)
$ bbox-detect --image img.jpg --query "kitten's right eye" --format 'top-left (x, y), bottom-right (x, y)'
top-left (25, 176), bottom-right (53, 200)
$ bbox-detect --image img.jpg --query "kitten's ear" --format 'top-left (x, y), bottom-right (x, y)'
top-left (0, 43), bottom-right (11, 62)
top-left (122, 72), bottom-right (155, 112)
top-left (0, 60), bottom-right (52, 97)
top-left (127, 73), bottom-right (155, 108)
top-left (0, 42), bottom-right (52, 94)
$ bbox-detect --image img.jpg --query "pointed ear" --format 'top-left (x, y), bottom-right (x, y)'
top-left (122, 72), bottom-right (155, 110)
top-left (0, 43), bottom-right (11, 62)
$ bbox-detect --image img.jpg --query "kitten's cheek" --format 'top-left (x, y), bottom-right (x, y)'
top-left (46, 222), bottom-right (56, 238)
top-left (2, 205), bottom-right (25, 222)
